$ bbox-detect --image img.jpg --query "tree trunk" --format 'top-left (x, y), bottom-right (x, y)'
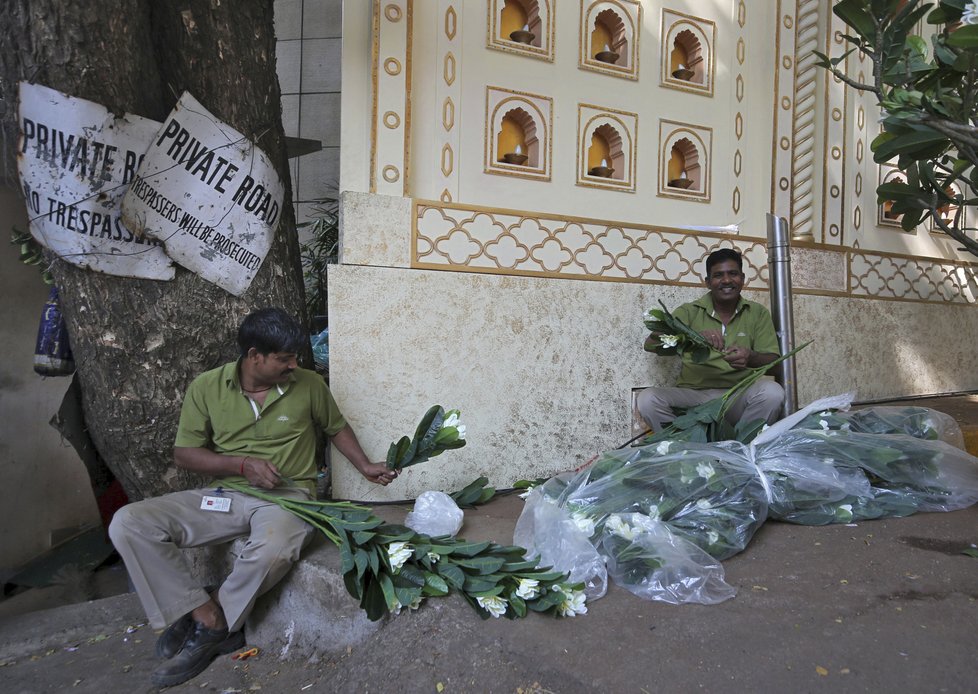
top-left (0, 0), bottom-right (307, 500)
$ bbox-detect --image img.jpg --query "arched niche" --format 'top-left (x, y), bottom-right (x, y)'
top-left (580, 1), bottom-right (641, 80)
top-left (661, 11), bottom-right (716, 96)
top-left (488, 0), bottom-right (554, 61)
top-left (668, 139), bottom-right (701, 191)
top-left (486, 87), bottom-right (552, 180)
top-left (577, 105), bottom-right (637, 192)
top-left (671, 30), bottom-right (703, 83)
top-left (496, 108), bottom-right (538, 167)
top-left (588, 125), bottom-right (623, 177)
top-left (500, 0), bottom-right (542, 48)
top-left (659, 120), bottom-right (712, 200)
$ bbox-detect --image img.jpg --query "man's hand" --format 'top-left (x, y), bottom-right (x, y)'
top-left (241, 456), bottom-right (282, 489)
top-left (357, 461), bottom-right (398, 486)
top-left (723, 345), bottom-right (752, 369)
top-left (701, 329), bottom-right (725, 351)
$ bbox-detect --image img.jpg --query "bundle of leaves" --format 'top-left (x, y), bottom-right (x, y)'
top-left (643, 301), bottom-right (717, 363)
top-left (223, 480), bottom-right (585, 620)
top-left (386, 405), bottom-right (466, 471)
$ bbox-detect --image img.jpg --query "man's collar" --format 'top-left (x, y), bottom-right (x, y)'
top-left (693, 292), bottom-right (748, 314)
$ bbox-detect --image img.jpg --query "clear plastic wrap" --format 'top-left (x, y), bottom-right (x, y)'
top-left (514, 395), bottom-right (978, 606)
top-left (790, 405), bottom-right (964, 449)
top-left (404, 491), bottom-right (464, 537)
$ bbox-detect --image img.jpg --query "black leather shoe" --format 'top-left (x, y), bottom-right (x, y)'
top-left (155, 585), bottom-right (218, 660)
top-left (155, 612), bottom-right (193, 660)
top-left (150, 622), bottom-right (245, 687)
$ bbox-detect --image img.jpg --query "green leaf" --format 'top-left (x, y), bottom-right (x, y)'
top-left (453, 556), bottom-right (507, 575)
top-left (439, 564), bottom-right (466, 589)
top-left (962, 547), bottom-right (978, 558)
top-left (509, 595), bottom-right (527, 618)
top-left (834, 0), bottom-right (878, 41)
top-left (462, 575), bottom-right (500, 593)
top-left (873, 128), bottom-right (947, 162)
top-left (423, 572), bottom-right (450, 596)
top-left (947, 24), bottom-right (978, 48)
top-left (441, 540), bottom-right (491, 557)
top-left (354, 549), bottom-right (369, 579)
top-left (343, 568), bottom-right (363, 601)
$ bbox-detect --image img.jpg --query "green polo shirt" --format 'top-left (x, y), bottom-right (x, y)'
top-left (175, 361), bottom-right (346, 494)
top-left (672, 293), bottom-right (780, 389)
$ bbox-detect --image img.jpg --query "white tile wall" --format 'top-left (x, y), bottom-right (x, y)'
top-left (274, 0), bottom-right (343, 220)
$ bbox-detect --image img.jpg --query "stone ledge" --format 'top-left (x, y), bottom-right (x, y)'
top-left (243, 534), bottom-right (384, 660)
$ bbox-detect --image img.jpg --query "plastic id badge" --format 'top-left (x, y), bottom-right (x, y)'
top-left (201, 495), bottom-right (232, 512)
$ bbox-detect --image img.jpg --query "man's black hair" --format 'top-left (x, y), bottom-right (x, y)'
top-left (705, 248), bottom-right (743, 275)
top-left (237, 307), bottom-right (305, 356)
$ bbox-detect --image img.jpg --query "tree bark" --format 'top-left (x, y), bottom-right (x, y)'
top-left (0, 0), bottom-right (307, 500)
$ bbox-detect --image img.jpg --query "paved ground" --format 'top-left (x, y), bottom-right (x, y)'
top-left (2, 393), bottom-right (977, 693)
top-left (1, 493), bottom-right (976, 693)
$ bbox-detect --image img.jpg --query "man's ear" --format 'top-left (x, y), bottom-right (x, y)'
top-left (245, 347), bottom-right (259, 361)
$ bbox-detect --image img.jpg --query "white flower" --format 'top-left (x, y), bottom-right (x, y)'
top-left (656, 441), bottom-right (671, 456)
top-left (696, 498), bottom-right (712, 511)
top-left (835, 504), bottom-right (854, 522)
top-left (659, 334), bottom-right (679, 348)
top-left (391, 595), bottom-right (424, 615)
top-left (963, 1), bottom-right (978, 24)
top-left (443, 411), bottom-right (460, 428)
top-left (840, 422), bottom-right (851, 432)
top-left (557, 588), bottom-right (588, 617)
top-left (606, 514), bottom-right (637, 540)
top-left (476, 595), bottom-right (508, 618)
top-left (515, 578), bottom-right (540, 600)
top-left (819, 419), bottom-right (830, 430)
top-left (456, 424), bottom-right (466, 440)
top-left (387, 542), bottom-right (413, 571)
top-left (707, 530), bottom-right (720, 545)
top-left (518, 489), bottom-right (532, 499)
top-left (819, 411), bottom-right (832, 417)
top-left (571, 512), bottom-right (596, 537)
top-left (696, 462), bottom-right (716, 480)
top-left (427, 552), bottom-right (440, 564)
top-left (646, 504), bottom-right (661, 520)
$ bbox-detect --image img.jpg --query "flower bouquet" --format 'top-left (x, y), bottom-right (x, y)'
top-left (643, 300), bottom-right (716, 363)
top-left (222, 483), bottom-right (587, 621)
top-left (386, 405), bottom-right (466, 471)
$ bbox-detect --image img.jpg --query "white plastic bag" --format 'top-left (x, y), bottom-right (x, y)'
top-left (404, 491), bottom-right (464, 537)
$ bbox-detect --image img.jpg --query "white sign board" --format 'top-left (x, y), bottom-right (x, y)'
top-left (122, 92), bottom-right (283, 296)
top-left (17, 82), bottom-right (175, 280)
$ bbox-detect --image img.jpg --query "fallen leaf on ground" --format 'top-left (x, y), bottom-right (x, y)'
top-left (816, 666), bottom-right (829, 676)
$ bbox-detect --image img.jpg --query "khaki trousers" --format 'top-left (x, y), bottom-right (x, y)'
top-left (108, 487), bottom-right (314, 632)
top-left (637, 379), bottom-right (785, 434)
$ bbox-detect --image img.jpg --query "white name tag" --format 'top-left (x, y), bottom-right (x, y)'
top-left (201, 495), bottom-right (232, 513)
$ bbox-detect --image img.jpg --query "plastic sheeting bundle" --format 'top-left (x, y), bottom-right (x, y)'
top-left (514, 395), bottom-right (978, 606)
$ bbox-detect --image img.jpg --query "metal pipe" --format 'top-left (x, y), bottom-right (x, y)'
top-left (766, 213), bottom-right (798, 417)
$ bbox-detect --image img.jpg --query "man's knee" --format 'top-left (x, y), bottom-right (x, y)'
top-left (750, 380), bottom-right (785, 419)
top-left (636, 387), bottom-right (665, 418)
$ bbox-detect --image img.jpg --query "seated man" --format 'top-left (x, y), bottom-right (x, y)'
top-left (109, 307), bottom-right (397, 687)
top-left (637, 248), bottom-right (784, 433)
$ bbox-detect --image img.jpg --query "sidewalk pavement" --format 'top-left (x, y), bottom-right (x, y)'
top-left (2, 395), bottom-right (978, 692)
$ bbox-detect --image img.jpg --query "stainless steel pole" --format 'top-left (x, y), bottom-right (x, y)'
top-left (766, 213), bottom-right (797, 417)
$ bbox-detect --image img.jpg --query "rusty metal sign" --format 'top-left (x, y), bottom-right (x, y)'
top-left (121, 92), bottom-right (283, 296)
top-left (16, 82), bottom-right (175, 279)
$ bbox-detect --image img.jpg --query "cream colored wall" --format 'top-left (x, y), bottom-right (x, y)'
top-left (327, 2), bottom-right (978, 498)
top-left (0, 186), bottom-right (99, 572)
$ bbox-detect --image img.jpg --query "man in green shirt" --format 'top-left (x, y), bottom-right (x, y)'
top-left (109, 308), bottom-right (397, 687)
top-left (637, 248), bottom-right (784, 433)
